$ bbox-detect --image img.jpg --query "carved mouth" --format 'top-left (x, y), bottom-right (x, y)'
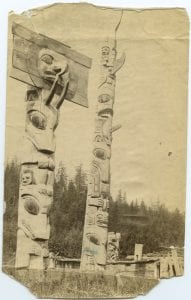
top-left (43, 71), bottom-right (57, 81)
top-left (43, 73), bottom-right (56, 82)
top-left (43, 72), bottom-right (66, 86)
top-left (98, 108), bottom-right (113, 117)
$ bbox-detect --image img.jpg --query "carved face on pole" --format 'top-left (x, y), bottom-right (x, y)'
top-left (13, 22), bottom-right (92, 270)
top-left (101, 46), bottom-right (110, 66)
top-left (38, 48), bottom-right (68, 85)
top-left (21, 170), bottom-right (33, 186)
top-left (16, 49), bottom-right (71, 269)
top-left (25, 49), bottom-right (70, 153)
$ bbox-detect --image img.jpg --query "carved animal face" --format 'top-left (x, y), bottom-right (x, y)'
top-left (38, 48), bottom-right (68, 83)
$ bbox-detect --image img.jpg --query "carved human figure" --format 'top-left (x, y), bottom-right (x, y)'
top-left (21, 169), bottom-right (34, 186)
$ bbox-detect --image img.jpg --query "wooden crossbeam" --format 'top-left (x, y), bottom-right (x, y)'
top-left (10, 22), bottom-right (92, 107)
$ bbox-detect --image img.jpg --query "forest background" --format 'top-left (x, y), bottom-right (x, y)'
top-left (3, 159), bottom-right (184, 265)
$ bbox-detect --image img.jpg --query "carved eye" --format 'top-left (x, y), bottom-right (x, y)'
top-left (93, 148), bottom-right (107, 160)
top-left (86, 234), bottom-right (100, 245)
top-left (23, 195), bottom-right (39, 215)
top-left (40, 54), bottom-right (53, 65)
top-left (29, 110), bottom-right (47, 130)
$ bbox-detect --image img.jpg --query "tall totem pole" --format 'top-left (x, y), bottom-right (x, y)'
top-left (11, 23), bottom-right (91, 269)
top-left (81, 32), bottom-right (125, 270)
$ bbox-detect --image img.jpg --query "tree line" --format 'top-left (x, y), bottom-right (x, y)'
top-left (3, 159), bottom-right (185, 264)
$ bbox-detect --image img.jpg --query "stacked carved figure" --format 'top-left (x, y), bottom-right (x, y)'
top-left (15, 49), bottom-right (69, 269)
top-left (107, 232), bottom-right (121, 262)
top-left (81, 40), bottom-right (125, 271)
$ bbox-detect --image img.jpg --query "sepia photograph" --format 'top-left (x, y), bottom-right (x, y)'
top-left (2, 2), bottom-right (189, 298)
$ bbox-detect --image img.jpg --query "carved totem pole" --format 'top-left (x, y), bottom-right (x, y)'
top-left (11, 23), bottom-right (91, 269)
top-left (80, 38), bottom-right (125, 271)
top-left (107, 232), bottom-right (121, 262)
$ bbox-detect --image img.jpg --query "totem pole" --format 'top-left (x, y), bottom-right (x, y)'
top-left (80, 37), bottom-right (125, 271)
top-left (11, 23), bottom-right (91, 269)
top-left (107, 232), bottom-right (121, 262)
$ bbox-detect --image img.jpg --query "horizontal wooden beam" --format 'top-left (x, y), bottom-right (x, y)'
top-left (10, 22), bottom-right (92, 108)
top-left (12, 22), bottom-right (92, 68)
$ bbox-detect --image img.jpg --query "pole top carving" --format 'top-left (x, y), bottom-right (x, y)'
top-left (11, 22), bottom-right (92, 107)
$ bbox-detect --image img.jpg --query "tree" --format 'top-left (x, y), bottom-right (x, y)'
top-left (3, 159), bottom-right (20, 265)
top-left (49, 165), bottom-right (87, 257)
top-left (4, 161), bottom-right (185, 261)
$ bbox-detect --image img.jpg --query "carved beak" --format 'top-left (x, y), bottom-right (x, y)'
top-left (44, 69), bottom-right (69, 108)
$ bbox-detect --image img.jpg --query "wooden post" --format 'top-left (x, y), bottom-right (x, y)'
top-left (80, 38), bottom-right (125, 271)
top-left (159, 257), bottom-right (170, 278)
top-left (11, 22), bottom-right (91, 270)
top-left (134, 244), bottom-right (143, 262)
top-left (171, 248), bottom-right (182, 276)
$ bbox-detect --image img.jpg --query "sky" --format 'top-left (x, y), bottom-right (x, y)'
top-left (5, 3), bottom-right (189, 211)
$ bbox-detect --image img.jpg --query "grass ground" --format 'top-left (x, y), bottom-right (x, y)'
top-left (3, 267), bottom-right (158, 298)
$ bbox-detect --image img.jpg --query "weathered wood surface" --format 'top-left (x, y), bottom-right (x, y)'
top-left (11, 22), bottom-right (92, 107)
top-left (12, 22), bottom-right (91, 67)
top-left (171, 249), bottom-right (183, 276)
